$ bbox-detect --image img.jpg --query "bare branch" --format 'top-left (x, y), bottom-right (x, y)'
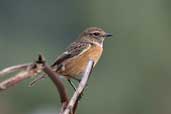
top-left (0, 63), bottom-right (32, 77)
top-left (0, 54), bottom-right (95, 114)
top-left (36, 55), bottom-right (69, 113)
top-left (43, 64), bottom-right (69, 103)
top-left (0, 63), bottom-right (44, 91)
top-left (63, 59), bottom-right (94, 114)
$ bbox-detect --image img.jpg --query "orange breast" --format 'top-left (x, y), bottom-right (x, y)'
top-left (58, 45), bottom-right (103, 77)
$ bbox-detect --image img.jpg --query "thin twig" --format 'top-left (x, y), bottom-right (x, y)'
top-left (0, 63), bottom-right (44, 91)
top-left (63, 60), bottom-right (94, 114)
top-left (0, 70), bottom-right (33, 91)
top-left (0, 63), bottom-right (32, 77)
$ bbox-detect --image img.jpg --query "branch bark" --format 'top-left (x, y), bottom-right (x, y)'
top-left (43, 64), bottom-right (69, 112)
top-left (0, 63), bottom-right (43, 91)
top-left (0, 55), bottom-right (94, 114)
top-left (0, 63), bottom-right (32, 77)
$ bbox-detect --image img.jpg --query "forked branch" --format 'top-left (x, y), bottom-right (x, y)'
top-left (0, 63), bottom-right (44, 91)
top-left (0, 55), bottom-right (94, 114)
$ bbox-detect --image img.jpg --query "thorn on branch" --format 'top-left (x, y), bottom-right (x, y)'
top-left (36, 54), bottom-right (46, 64)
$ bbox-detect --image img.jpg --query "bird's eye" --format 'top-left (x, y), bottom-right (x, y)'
top-left (92, 32), bottom-right (100, 36)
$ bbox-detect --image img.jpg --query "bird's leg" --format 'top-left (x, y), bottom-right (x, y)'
top-left (67, 79), bottom-right (77, 91)
top-left (68, 75), bottom-right (89, 101)
top-left (70, 76), bottom-right (88, 89)
top-left (70, 76), bottom-right (89, 89)
top-left (67, 79), bottom-right (84, 101)
top-left (70, 76), bottom-right (81, 83)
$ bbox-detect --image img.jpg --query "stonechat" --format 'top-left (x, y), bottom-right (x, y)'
top-left (30, 27), bottom-right (112, 89)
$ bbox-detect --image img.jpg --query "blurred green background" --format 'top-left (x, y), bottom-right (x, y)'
top-left (0, 0), bottom-right (171, 114)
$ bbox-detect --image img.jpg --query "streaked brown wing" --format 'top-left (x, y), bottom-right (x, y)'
top-left (51, 41), bottom-right (91, 67)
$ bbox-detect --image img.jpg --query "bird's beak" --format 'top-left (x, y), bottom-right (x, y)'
top-left (103, 33), bottom-right (112, 38)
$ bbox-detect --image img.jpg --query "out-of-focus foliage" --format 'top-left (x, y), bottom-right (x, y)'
top-left (0, 0), bottom-right (170, 114)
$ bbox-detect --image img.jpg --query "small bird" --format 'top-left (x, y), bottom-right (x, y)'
top-left (30, 27), bottom-right (112, 89)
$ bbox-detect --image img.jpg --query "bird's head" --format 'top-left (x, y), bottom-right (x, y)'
top-left (79, 27), bottom-right (112, 45)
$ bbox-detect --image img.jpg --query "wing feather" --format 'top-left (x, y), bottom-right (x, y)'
top-left (51, 41), bottom-right (91, 67)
